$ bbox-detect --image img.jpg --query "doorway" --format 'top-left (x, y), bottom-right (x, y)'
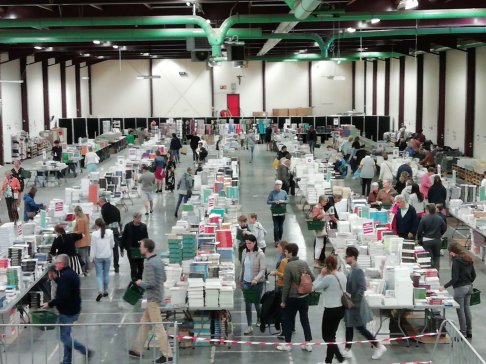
top-left (227, 94), bottom-right (240, 117)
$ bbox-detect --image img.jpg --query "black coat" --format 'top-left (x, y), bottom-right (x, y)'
top-left (48, 267), bottom-right (81, 316)
top-left (101, 202), bottom-right (121, 227)
top-left (428, 183), bottom-right (447, 205)
top-left (121, 222), bottom-right (148, 251)
top-left (170, 137), bottom-right (182, 150)
top-left (50, 233), bottom-right (83, 257)
top-left (395, 205), bottom-right (419, 238)
top-left (189, 135), bottom-right (200, 150)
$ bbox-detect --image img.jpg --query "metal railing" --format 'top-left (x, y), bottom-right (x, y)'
top-left (432, 319), bottom-right (486, 364)
top-left (0, 321), bottom-right (180, 364)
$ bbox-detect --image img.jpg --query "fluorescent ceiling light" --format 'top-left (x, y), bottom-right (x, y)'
top-left (81, 76), bottom-right (90, 80)
top-left (397, 0), bottom-right (419, 10)
top-left (93, 40), bottom-right (101, 44)
top-left (371, 18), bottom-right (381, 24)
top-left (136, 75), bottom-right (161, 80)
top-left (0, 80), bottom-right (24, 83)
top-left (186, 1), bottom-right (191, 6)
top-left (34, 46), bottom-right (43, 50)
top-left (346, 27), bottom-right (356, 33)
top-left (82, 53), bottom-right (91, 56)
top-left (112, 45), bottom-right (118, 49)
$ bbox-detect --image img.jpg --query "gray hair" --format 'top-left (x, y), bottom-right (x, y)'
top-left (275, 180), bottom-right (283, 185)
top-left (133, 212), bottom-right (142, 218)
top-left (55, 254), bottom-right (70, 267)
top-left (382, 179), bottom-right (391, 185)
top-left (394, 194), bottom-right (406, 202)
top-left (371, 182), bottom-right (379, 187)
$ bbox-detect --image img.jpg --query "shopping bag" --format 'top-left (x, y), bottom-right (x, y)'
top-left (180, 146), bottom-right (188, 155)
top-left (272, 158), bottom-right (280, 170)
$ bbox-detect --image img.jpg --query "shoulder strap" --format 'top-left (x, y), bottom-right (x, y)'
top-left (333, 273), bottom-right (345, 293)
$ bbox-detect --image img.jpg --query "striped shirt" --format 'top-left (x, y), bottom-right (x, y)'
top-left (140, 255), bottom-right (166, 304)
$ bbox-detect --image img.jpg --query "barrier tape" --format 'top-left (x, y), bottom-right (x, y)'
top-left (171, 332), bottom-right (438, 346)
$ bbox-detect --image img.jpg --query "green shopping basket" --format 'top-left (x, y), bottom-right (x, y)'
top-left (471, 288), bottom-right (481, 306)
top-left (129, 247), bottom-right (144, 259)
top-left (123, 282), bottom-right (145, 305)
top-left (31, 310), bottom-right (58, 331)
top-left (306, 220), bottom-right (325, 231)
top-left (270, 204), bottom-right (286, 215)
top-left (308, 291), bottom-right (321, 306)
top-left (441, 237), bottom-right (449, 250)
top-left (242, 288), bottom-right (261, 304)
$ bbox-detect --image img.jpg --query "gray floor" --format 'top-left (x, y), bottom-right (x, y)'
top-left (2, 144), bottom-right (486, 364)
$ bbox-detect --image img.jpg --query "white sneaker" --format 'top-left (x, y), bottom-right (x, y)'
top-left (341, 349), bottom-right (353, 359)
top-left (301, 343), bottom-right (313, 352)
top-left (243, 326), bottom-right (253, 335)
top-left (276, 344), bottom-right (291, 352)
top-left (371, 344), bottom-right (387, 360)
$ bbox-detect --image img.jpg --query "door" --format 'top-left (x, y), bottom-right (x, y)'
top-left (227, 94), bottom-right (240, 117)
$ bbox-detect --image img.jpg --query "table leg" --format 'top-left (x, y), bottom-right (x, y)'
top-left (397, 310), bottom-right (411, 347)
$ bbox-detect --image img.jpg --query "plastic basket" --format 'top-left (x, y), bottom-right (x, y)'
top-left (441, 237), bottom-right (449, 250)
top-left (308, 291), bottom-right (321, 306)
top-left (129, 247), bottom-right (144, 259)
top-left (31, 310), bottom-right (58, 331)
top-left (306, 220), bottom-right (325, 231)
top-left (242, 288), bottom-right (261, 304)
top-left (471, 288), bottom-right (481, 306)
top-left (270, 204), bottom-right (286, 215)
top-left (123, 282), bottom-right (145, 305)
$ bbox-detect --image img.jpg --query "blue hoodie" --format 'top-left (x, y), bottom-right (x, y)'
top-left (23, 193), bottom-right (43, 222)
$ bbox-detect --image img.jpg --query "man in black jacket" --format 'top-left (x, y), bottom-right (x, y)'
top-left (98, 197), bottom-right (122, 273)
top-left (43, 254), bottom-right (93, 364)
top-left (189, 134), bottom-right (200, 162)
top-left (169, 133), bottom-right (182, 164)
top-left (121, 212), bottom-right (149, 281)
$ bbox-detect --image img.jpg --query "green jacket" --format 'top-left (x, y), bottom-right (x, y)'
top-left (281, 256), bottom-right (315, 304)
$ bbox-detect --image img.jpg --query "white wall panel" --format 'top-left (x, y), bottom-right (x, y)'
top-left (403, 56), bottom-right (417, 131)
top-left (266, 62), bottom-right (307, 111)
top-left (153, 59), bottom-right (211, 117)
top-left (48, 63), bottom-right (62, 123)
top-left (80, 66), bottom-right (90, 117)
top-left (365, 61), bottom-right (373, 115)
top-left (92, 60), bottom-right (150, 117)
top-left (65, 66), bottom-right (76, 118)
top-left (355, 60), bottom-right (364, 113)
top-left (389, 58), bottom-right (400, 130)
top-left (213, 61), bottom-right (261, 116)
top-left (1, 59), bottom-right (22, 163)
top-left (444, 50), bottom-right (466, 151)
top-left (474, 47), bottom-right (486, 158)
top-left (26, 60), bottom-right (44, 138)
top-left (311, 61), bottom-right (352, 115)
top-left (376, 61), bottom-right (385, 115)
top-left (422, 54), bottom-right (440, 144)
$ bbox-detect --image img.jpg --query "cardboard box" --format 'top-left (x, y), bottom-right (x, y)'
top-left (272, 108), bottom-right (289, 116)
top-left (252, 112), bottom-right (266, 117)
top-left (297, 107), bottom-right (313, 116)
top-left (288, 108), bottom-right (299, 116)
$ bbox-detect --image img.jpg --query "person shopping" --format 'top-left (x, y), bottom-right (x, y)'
top-left (247, 128), bottom-right (257, 163)
top-left (169, 133), bottom-right (182, 163)
top-left (417, 204), bottom-right (447, 271)
top-left (359, 152), bottom-right (376, 196)
top-left (443, 243), bottom-right (476, 338)
top-left (310, 195), bottom-right (329, 268)
top-left (72, 206), bottom-right (91, 276)
top-left (90, 218), bottom-right (115, 302)
top-left (84, 146), bottom-right (100, 173)
top-left (267, 180), bottom-right (289, 243)
top-left (129, 239), bottom-right (173, 363)
top-left (165, 152), bottom-right (177, 192)
top-left (23, 187), bottom-right (45, 222)
top-left (240, 235), bottom-right (266, 335)
top-left (11, 160), bottom-right (26, 205)
top-left (277, 243), bottom-right (314, 352)
top-left (174, 167), bottom-right (194, 218)
top-left (138, 165), bottom-right (156, 215)
top-left (50, 225), bottom-right (83, 275)
top-left (1, 170), bottom-right (21, 222)
top-left (121, 212), bottom-right (149, 281)
top-left (313, 255), bottom-right (348, 364)
top-left (343, 246), bottom-right (387, 360)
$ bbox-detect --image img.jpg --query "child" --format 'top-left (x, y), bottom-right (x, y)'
top-left (236, 215), bottom-right (249, 262)
top-left (247, 213), bottom-right (267, 253)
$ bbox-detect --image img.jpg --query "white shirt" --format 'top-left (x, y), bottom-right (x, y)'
top-left (379, 160), bottom-right (394, 181)
top-left (90, 229), bottom-right (115, 260)
top-left (481, 178), bottom-right (486, 188)
top-left (85, 151), bottom-right (100, 165)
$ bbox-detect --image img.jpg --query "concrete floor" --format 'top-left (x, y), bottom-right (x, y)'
top-left (2, 144), bottom-right (485, 364)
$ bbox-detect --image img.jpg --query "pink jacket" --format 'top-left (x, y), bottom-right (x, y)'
top-left (420, 173), bottom-right (433, 199)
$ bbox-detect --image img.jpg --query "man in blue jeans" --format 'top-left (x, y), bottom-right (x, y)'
top-left (174, 167), bottom-right (193, 218)
top-left (43, 254), bottom-right (93, 364)
top-left (267, 180), bottom-right (288, 244)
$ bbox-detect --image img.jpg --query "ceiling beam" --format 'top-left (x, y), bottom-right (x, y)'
top-left (90, 4), bottom-right (103, 10)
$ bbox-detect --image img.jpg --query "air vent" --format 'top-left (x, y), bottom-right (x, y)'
top-left (191, 51), bottom-right (210, 62)
top-left (186, 25), bottom-right (211, 51)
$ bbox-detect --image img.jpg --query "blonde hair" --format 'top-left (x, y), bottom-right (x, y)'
top-left (74, 206), bottom-right (85, 218)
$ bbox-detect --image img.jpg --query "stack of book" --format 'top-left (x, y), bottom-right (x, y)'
top-left (204, 279), bottom-right (221, 307)
top-left (187, 278), bottom-right (205, 308)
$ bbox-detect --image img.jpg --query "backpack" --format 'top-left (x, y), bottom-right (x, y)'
top-left (295, 270), bottom-right (313, 295)
top-left (199, 148), bottom-right (208, 159)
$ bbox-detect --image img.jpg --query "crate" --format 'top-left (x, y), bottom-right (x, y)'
top-left (471, 288), bottom-right (481, 306)
top-left (31, 310), bottom-right (58, 331)
top-left (123, 282), bottom-right (145, 305)
top-left (270, 204), bottom-right (286, 215)
top-left (307, 220), bottom-right (325, 231)
top-left (308, 291), bottom-right (321, 306)
top-left (441, 237), bottom-right (448, 250)
top-left (129, 247), bottom-right (143, 259)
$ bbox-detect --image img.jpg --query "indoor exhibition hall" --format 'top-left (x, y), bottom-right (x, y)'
top-left (0, 1), bottom-right (485, 364)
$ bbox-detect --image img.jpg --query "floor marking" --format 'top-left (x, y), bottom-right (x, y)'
top-left (47, 343), bottom-right (59, 362)
top-left (215, 350), bottom-right (284, 353)
top-left (210, 345), bottom-right (216, 364)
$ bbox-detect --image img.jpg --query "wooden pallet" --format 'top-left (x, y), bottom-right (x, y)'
top-left (452, 164), bottom-right (482, 186)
